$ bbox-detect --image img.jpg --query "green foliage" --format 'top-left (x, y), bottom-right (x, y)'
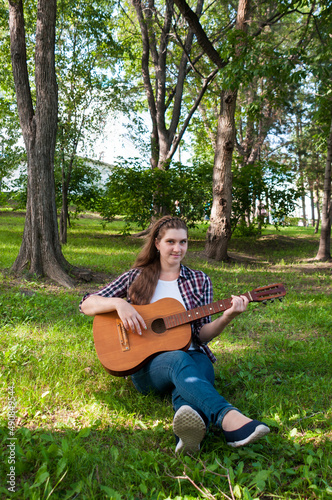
top-left (284, 216), bottom-right (301, 226)
top-left (232, 158), bottom-right (301, 233)
top-left (55, 158), bottom-right (105, 214)
top-left (0, 88), bottom-right (26, 189)
top-left (298, 3), bottom-right (332, 168)
top-left (100, 160), bottom-right (213, 229)
top-left (54, 0), bottom-right (124, 231)
top-left (5, 159), bottom-right (104, 214)
top-left (98, 156), bottom-right (302, 234)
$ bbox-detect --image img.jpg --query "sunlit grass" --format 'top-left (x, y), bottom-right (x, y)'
top-left (0, 213), bottom-right (331, 499)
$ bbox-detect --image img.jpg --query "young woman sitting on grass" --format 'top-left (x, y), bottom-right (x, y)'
top-left (80, 216), bottom-right (270, 453)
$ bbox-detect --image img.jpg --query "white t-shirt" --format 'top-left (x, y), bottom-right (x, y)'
top-left (150, 279), bottom-right (185, 306)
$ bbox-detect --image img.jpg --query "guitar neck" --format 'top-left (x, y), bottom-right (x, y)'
top-left (164, 292), bottom-right (252, 329)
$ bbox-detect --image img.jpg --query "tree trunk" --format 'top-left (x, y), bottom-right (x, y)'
top-left (8, 0), bottom-right (74, 287)
top-left (301, 190), bottom-right (307, 227)
top-left (314, 182), bottom-right (320, 234)
top-left (295, 116), bottom-right (307, 227)
top-left (205, 0), bottom-right (250, 260)
top-left (60, 189), bottom-right (69, 245)
top-left (60, 154), bottom-right (75, 245)
top-left (309, 188), bottom-right (315, 227)
top-left (205, 90), bottom-right (237, 259)
top-left (316, 113), bottom-right (332, 261)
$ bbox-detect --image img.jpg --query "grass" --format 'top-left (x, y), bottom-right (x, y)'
top-left (0, 211), bottom-right (331, 499)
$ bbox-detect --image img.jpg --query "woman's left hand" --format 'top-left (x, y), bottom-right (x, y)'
top-left (223, 294), bottom-right (249, 319)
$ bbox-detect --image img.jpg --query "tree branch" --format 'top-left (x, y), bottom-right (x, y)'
top-left (251, 9), bottom-right (298, 38)
top-left (169, 0), bottom-right (205, 139)
top-left (131, 0), bottom-right (158, 139)
top-left (169, 68), bottom-right (218, 159)
top-left (173, 0), bottom-right (227, 69)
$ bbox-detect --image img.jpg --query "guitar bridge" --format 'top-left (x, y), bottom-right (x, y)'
top-left (117, 320), bottom-right (130, 352)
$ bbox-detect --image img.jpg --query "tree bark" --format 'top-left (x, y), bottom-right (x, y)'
top-left (205, 90), bottom-right (237, 259)
top-left (316, 112), bottom-right (332, 261)
top-left (60, 171), bottom-right (70, 245)
top-left (173, 0), bottom-right (228, 70)
top-left (205, 0), bottom-right (250, 259)
top-left (8, 0), bottom-right (74, 287)
top-left (59, 144), bottom-right (76, 245)
top-left (314, 181), bottom-right (320, 234)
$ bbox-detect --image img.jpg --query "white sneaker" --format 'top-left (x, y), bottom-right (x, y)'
top-left (173, 405), bottom-right (206, 454)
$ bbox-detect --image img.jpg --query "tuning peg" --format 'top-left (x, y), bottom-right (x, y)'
top-left (270, 299), bottom-right (275, 303)
top-left (279, 298), bottom-right (283, 302)
top-left (262, 300), bottom-right (268, 305)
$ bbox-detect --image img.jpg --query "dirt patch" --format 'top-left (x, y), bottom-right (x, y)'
top-left (0, 268), bottom-right (115, 295)
top-left (270, 261), bottom-right (332, 274)
top-left (0, 210), bottom-right (25, 217)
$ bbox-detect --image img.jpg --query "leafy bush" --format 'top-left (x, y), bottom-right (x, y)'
top-left (284, 216), bottom-right (301, 226)
top-left (99, 160), bottom-right (213, 229)
top-left (6, 159), bottom-right (104, 214)
top-left (231, 158), bottom-right (301, 231)
top-left (232, 220), bottom-right (262, 237)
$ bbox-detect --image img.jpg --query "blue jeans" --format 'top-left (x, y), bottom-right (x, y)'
top-left (131, 350), bottom-right (239, 428)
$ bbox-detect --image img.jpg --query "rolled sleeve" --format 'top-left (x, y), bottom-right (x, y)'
top-left (79, 268), bottom-right (141, 312)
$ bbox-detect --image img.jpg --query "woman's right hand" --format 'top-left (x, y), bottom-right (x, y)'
top-left (115, 300), bottom-right (147, 336)
top-left (81, 296), bottom-right (146, 335)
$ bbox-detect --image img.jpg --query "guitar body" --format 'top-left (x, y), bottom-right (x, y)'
top-left (93, 298), bottom-right (191, 377)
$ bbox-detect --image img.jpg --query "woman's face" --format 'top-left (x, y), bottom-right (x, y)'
top-left (155, 228), bottom-right (188, 267)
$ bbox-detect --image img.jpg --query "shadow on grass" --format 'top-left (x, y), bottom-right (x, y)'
top-left (1, 335), bottom-right (331, 500)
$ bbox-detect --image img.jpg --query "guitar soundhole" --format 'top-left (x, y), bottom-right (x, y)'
top-left (151, 318), bottom-right (166, 334)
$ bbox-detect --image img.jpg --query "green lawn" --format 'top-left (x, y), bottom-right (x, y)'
top-left (0, 212), bottom-right (331, 499)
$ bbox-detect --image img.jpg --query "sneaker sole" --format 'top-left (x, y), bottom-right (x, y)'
top-left (173, 405), bottom-right (206, 453)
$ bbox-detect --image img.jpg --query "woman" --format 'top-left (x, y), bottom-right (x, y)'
top-left (80, 216), bottom-right (270, 453)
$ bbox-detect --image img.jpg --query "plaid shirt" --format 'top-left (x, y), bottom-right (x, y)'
top-left (80, 264), bottom-right (217, 362)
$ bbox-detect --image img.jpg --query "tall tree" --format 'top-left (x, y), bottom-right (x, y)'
top-left (312, 3), bottom-right (332, 260)
top-left (204, 0), bottom-right (249, 259)
top-left (127, 0), bottom-right (219, 171)
top-left (8, 0), bottom-right (74, 287)
top-left (174, 0), bottom-right (250, 258)
top-left (0, 3), bottom-right (24, 194)
top-left (316, 112), bottom-right (332, 260)
top-left (174, 0), bottom-right (317, 260)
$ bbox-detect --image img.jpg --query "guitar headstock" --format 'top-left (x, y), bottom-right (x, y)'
top-left (249, 283), bottom-right (286, 303)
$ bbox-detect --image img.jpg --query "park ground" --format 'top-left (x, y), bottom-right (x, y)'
top-left (0, 211), bottom-right (331, 500)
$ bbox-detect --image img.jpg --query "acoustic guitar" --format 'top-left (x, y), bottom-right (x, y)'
top-left (93, 283), bottom-right (286, 376)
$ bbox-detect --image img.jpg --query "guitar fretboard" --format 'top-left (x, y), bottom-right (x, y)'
top-left (164, 292), bottom-right (251, 329)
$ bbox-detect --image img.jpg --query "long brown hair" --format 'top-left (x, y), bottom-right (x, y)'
top-left (129, 216), bottom-right (188, 305)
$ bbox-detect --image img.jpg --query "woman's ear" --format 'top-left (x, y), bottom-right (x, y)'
top-left (155, 238), bottom-right (160, 251)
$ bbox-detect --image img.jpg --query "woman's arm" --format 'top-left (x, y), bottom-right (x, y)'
top-left (198, 295), bottom-right (249, 343)
top-left (81, 295), bottom-right (147, 335)
top-left (81, 295), bottom-right (123, 316)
